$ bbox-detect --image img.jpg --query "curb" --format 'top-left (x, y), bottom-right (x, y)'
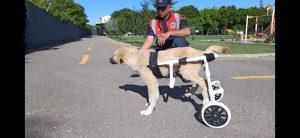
top-left (105, 37), bottom-right (136, 48)
top-left (219, 53), bottom-right (275, 58)
top-left (106, 37), bottom-right (275, 58)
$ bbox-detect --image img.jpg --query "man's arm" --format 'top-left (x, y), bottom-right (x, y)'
top-left (157, 13), bottom-right (191, 46)
top-left (157, 28), bottom-right (190, 46)
top-left (167, 27), bottom-right (191, 37)
top-left (139, 35), bottom-right (155, 52)
top-left (157, 13), bottom-right (190, 46)
top-left (139, 24), bottom-right (156, 52)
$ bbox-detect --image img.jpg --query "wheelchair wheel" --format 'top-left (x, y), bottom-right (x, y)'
top-left (201, 102), bottom-right (231, 128)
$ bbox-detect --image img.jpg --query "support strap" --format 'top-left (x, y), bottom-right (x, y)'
top-left (147, 52), bottom-right (164, 78)
top-left (204, 53), bottom-right (216, 62)
top-left (178, 57), bottom-right (187, 65)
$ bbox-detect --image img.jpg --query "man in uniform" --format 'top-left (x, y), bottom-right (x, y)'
top-left (139, 0), bottom-right (191, 82)
top-left (139, 0), bottom-right (191, 52)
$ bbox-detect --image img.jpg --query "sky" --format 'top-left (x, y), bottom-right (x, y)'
top-left (74, 0), bottom-right (275, 25)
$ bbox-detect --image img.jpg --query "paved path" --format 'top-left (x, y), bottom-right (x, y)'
top-left (25, 36), bottom-right (275, 138)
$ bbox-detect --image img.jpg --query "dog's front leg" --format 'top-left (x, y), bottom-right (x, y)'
top-left (140, 79), bottom-right (159, 116)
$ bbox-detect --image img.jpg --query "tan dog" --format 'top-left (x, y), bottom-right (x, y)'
top-left (110, 45), bottom-right (229, 115)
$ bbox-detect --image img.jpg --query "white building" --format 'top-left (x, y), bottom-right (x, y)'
top-left (100, 16), bottom-right (111, 24)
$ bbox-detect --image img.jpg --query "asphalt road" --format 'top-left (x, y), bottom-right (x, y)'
top-left (25, 36), bottom-right (275, 138)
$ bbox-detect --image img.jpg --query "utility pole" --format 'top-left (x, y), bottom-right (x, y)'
top-left (46, 0), bottom-right (52, 12)
top-left (270, 8), bottom-right (275, 35)
top-left (245, 15), bottom-right (249, 42)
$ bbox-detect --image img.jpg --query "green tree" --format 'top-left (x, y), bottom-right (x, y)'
top-left (105, 18), bottom-right (121, 36)
top-left (177, 5), bottom-right (199, 19)
top-left (177, 5), bottom-right (200, 35)
top-left (28, 0), bottom-right (89, 29)
top-left (140, 0), bottom-right (156, 36)
top-left (217, 5), bottom-right (238, 34)
top-left (111, 8), bottom-right (135, 34)
top-left (111, 8), bottom-right (150, 35)
top-left (103, 0), bottom-right (271, 36)
top-left (189, 16), bottom-right (203, 35)
top-left (27, 0), bottom-right (47, 10)
top-left (49, 0), bottom-right (89, 28)
top-left (200, 8), bottom-right (219, 35)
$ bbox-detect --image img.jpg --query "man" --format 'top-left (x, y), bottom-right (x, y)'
top-left (139, 0), bottom-right (191, 82)
top-left (139, 0), bottom-right (191, 52)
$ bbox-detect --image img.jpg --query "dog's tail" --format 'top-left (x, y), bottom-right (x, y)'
top-left (204, 45), bottom-right (229, 54)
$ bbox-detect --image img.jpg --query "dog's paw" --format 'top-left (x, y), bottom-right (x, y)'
top-left (184, 93), bottom-right (193, 98)
top-left (140, 108), bottom-right (153, 116)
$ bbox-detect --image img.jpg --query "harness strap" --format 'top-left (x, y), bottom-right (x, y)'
top-left (204, 53), bottom-right (216, 62)
top-left (147, 52), bottom-right (164, 78)
top-left (178, 57), bottom-right (187, 65)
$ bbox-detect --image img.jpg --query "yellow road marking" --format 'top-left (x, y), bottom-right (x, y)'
top-left (79, 55), bottom-right (89, 64)
top-left (232, 75), bottom-right (275, 80)
top-left (79, 38), bottom-right (95, 64)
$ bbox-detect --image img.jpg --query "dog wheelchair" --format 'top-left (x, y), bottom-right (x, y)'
top-left (153, 52), bottom-right (231, 128)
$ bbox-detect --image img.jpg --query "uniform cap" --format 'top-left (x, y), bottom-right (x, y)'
top-left (155, 0), bottom-right (171, 8)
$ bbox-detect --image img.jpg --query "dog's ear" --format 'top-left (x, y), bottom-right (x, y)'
top-left (119, 58), bottom-right (123, 64)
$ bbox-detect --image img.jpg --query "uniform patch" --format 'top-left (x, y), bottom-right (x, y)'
top-left (170, 22), bottom-right (176, 29)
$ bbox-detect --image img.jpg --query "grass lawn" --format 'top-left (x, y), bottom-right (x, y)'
top-left (109, 35), bottom-right (275, 54)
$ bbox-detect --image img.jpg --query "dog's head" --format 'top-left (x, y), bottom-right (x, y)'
top-left (110, 45), bottom-right (136, 65)
top-left (110, 46), bottom-right (125, 64)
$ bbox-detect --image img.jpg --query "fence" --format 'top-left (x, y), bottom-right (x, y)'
top-left (25, 1), bottom-right (91, 52)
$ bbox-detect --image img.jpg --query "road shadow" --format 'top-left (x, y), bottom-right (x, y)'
top-left (119, 84), bottom-right (204, 111)
top-left (25, 46), bottom-right (60, 55)
top-left (194, 105), bottom-right (210, 127)
top-left (25, 35), bottom-right (93, 55)
top-left (119, 84), bottom-right (207, 126)
top-left (129, 73), bottom-right (140, 78)
top-left (25, 115), bottom-right (62, 138)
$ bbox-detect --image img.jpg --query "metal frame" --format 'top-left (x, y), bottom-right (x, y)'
top-left (155, 53), bottom-right (220, 101)
top-left (152, 53), bottom-right (231, 128)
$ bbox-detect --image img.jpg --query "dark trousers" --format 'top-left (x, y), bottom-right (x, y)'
top-left (155, 37), bottom-right (189, 52)
top-left (155, 37), bottom-right (191, 82)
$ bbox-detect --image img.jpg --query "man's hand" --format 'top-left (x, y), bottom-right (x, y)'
top-left (156, 28), bottom-right (190, 46)
top-left (139, 35), bottom-right (155, 52)
top-left (157, 32), bottom-right (171, 46)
